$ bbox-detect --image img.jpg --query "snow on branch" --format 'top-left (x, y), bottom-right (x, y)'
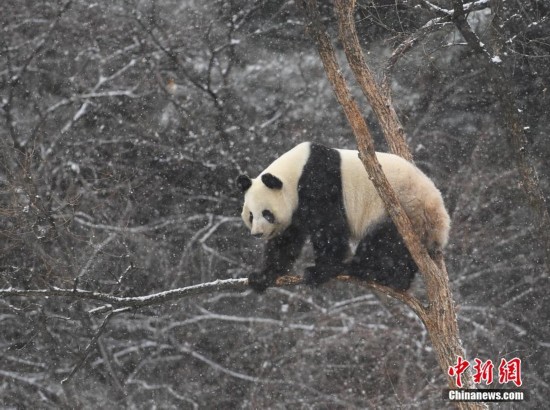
top-left (0, 279), bottom-right (247, 312)
top-left (387, 0), bottom-right (492, 74)
top-left (1, 274), bottom-right (427, 385)
top-left (418, 0), bottom-right (490, 16)
top-left (0, 275), bottom-right (426, 317)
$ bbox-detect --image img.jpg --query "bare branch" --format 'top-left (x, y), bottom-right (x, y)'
top-left (450, 0), bottom-right (493, 59)
top-left (2, 1), bottom-right (73, 151)
top-left (61, 310), bottom-right (118, 384)
top-left (0, 274), bottom-right (425, 318)
top-left (0, 279), bottom-right (248, 312)
top-left (450, 0), bottom-right (550, 272)
top-left (385, 19), bottom-right (453, 78)
top-left (385, 0), bottom-right (491, 83)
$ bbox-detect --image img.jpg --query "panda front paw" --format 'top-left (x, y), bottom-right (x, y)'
top-left (247, 271), bottom-right (275, 293)
top-left (303, 265), bottom-right (340, 287)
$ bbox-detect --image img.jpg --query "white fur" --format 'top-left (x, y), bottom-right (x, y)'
top-left (241, 142), bottom-right (310, 239)
top-left (338, 149), bottom-right (450, 249)
top-left (241, 142), bottom-right (450, 249)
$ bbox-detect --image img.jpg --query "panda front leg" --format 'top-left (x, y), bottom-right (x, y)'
top-left (248, 225), bottom-right (306, 292)
top-left (305, 225), bottom-right (350, 287)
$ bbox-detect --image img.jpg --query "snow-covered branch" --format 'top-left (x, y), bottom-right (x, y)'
top-left (0, 278), bottom-right (247, 312)
top-left (0, 275), bottom-right (426, 317)
top-left (386, 0), bottom-right (492, 75)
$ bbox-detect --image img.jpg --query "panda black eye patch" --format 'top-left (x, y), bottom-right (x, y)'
top-left (262, 210), bottom-right (275, 224)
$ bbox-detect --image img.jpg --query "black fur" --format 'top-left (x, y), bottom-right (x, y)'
top-left (349, 219), bottom-right (417, 290)
top-left (248, 224), bottom-right (306, 292)
top-left (237, 175), bottom-right (252, 192)
top-left (249, 142), bottom-right (418, 292)
top-left (249, 143), bottom-right (348, 291)
top-left (261, 173), bottom-right (283, 190)
top-left (296, 144), bottom-right (350, 286)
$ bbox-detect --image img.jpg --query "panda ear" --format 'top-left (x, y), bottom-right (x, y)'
top-left (236, 174), bottom-right (252, 192)
top-left (261, 173), bottom-right (283, 190)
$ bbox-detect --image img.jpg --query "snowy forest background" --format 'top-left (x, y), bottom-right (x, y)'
top-left (1, 0), bottom-right (549, 408)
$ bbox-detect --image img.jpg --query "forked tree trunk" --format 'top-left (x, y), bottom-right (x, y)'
top-left (299, 1), bottom-right (486, 408)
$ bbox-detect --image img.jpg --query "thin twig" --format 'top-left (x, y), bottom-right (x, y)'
top-left (61, 309), bottom-right (118, 384)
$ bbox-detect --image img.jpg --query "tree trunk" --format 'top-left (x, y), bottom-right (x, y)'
top-left (299, 1), bottom-right (486, 408)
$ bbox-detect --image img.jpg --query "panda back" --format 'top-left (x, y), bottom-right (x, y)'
top-left (337, 149), bottom-right (450, 249)
top-left (338, 149), bottom-right (387, 241)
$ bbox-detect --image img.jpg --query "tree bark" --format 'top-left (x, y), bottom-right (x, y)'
top-left (333, 0), bottom-right (412, 162)
top-left (299, 1), bottom-right (485, 407)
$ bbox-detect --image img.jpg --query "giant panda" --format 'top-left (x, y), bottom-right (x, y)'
top-left (237, 142), bottom-right (450, 293)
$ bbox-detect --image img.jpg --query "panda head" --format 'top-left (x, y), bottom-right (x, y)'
top-left (237, 173), bottom-right (293, 240)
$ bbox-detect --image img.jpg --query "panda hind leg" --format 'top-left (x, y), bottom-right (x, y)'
top-left (348, 220), bottom-right (417, 291)
top-left (303, 264), bottom-right (344, 287)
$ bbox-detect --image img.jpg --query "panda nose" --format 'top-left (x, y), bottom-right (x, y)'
top-left (252, 233), bottom-right (263, 239)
